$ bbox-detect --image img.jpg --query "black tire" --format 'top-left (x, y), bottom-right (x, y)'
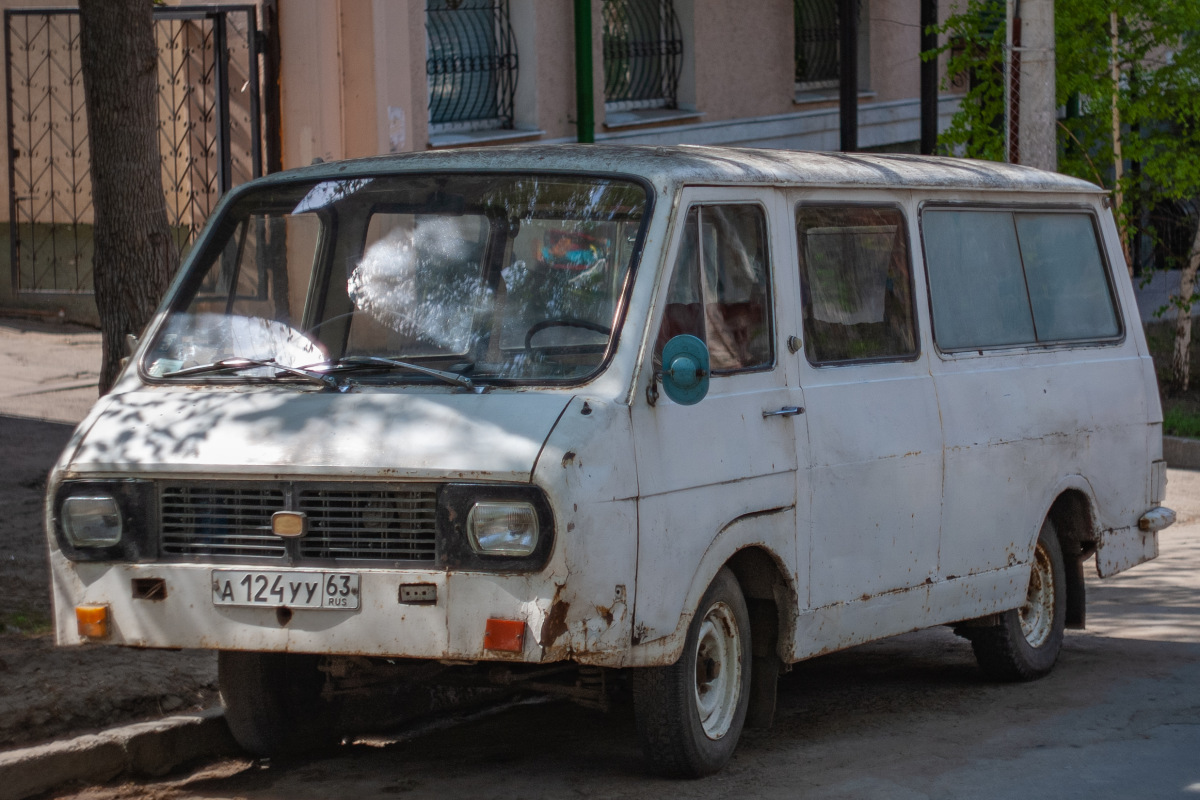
top-left (218, 650), bottom-right (338, 757)
top-left (631, 567), bottom-right (752, 778)
top-left (967, 519), bottom-right (1067, 681)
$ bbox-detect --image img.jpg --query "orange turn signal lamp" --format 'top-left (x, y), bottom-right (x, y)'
top-left (76, 604), bottom-right (110, 639)
top-left (483, 618), bottom-right (525, 652)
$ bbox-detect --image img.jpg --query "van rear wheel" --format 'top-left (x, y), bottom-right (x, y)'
top-left (967, 519), bottom-right (1066, 681)
top-left (218, 651), bottom-right (338, 756)
top-left (631, 567), bottom-right (751, 777)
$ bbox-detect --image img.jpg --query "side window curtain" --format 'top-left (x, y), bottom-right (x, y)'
top-left (796, 205), bottom-right (918, 363)
top-left (922, 209), bottom-right (1121, 351)
top-left (656, 204), bottom-right (774, 373)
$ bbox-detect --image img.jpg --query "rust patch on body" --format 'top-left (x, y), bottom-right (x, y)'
top-left (541, 586), bottom-right (571, 648)
top-left (595, 604), bottom-right (613, 626)
top-left (561, 451), bottom-right (577, 468)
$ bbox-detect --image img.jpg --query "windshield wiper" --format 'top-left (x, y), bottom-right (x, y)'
top-left (159, 357), bottom-right (340, 389)
top-left (312, 355), bottom-right (475, 390)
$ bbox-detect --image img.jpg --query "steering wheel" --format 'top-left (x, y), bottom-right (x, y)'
top-left (523, 318), bottom-right (612, 351)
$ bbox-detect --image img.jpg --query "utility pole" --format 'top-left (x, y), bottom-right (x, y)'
top-left (574, 0), bottom-right (595, 143)
top-left (920, 0), bottom-right (938, 155)
top-left (838, 0), bottom-right (858, 152)
top-left (1012, 0), bottom-right (1056, 170)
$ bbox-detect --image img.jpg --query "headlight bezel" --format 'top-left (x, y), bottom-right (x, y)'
top-left (52, 480), bottom-right (157, 562)
top-left (437, 483), bottom-right (555, 571)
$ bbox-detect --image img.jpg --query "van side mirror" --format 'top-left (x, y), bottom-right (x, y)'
top-left (659, 334), bottom-right (709, 406)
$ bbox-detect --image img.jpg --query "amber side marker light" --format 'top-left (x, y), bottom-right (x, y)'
top-left (483, 618), bottom-right (525, 652)
top-left (76, 604), bottom-right (110, 639)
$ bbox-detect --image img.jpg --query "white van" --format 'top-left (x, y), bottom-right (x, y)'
top-left (47, 145), bottom-right (1173, 776)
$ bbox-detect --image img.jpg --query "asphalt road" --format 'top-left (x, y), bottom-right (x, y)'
top-left (53, 472), bottom-right (1200, 800)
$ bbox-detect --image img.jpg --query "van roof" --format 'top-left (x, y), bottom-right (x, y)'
top-left (265, 144), bottom-right (1102, 195)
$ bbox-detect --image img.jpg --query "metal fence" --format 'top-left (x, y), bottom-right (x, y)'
top-left (426, 0), bottom-right (517, 132)
top-left (602, 0), bottom-right (683, 111)
top-left (5, 5), bottom-right (262, 294)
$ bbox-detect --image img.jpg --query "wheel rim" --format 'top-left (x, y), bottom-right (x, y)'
top-left (1019, 542), bottom-right (1055, 647)
top-left (692, 600), bottom-right (742, 740)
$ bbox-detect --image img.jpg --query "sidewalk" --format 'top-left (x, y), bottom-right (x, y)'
top-left (0, 314), bottom-right (222, 796)
top-left (0, 316), bottom-right (101, 424)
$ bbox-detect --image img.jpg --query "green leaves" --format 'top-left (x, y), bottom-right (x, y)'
top-left (931, 0), bottom-right (1200, 201)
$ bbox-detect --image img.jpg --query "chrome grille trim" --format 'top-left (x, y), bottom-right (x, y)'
top-left (160, 485), bottom-right (286, 558)
top-left (299, 488), bottom-right (438, 562)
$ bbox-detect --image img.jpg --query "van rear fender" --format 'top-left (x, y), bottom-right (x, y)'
top-left (1033, 478), bottom-right (1102, 629)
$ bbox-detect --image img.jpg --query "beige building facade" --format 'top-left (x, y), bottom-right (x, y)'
top-left (0, 0), bottom-right (959, 320)
top-left (281, 0), bottom-right (958, 162)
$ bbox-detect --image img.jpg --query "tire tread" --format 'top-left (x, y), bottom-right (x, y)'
top-left (965, 521), bottom-right (1067, 683)
top-left (631, 567), bottom-right (751, 777)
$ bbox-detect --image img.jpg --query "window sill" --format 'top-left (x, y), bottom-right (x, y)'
top-left (794, 88), bottom-right (877, 106)
top-left (428, 127), bottom-right (546, 149)
top-left (603, 108), bottom-right (705, 130)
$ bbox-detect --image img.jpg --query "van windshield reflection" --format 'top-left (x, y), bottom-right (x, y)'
top-left (143, 174), bottom-right (649, 385)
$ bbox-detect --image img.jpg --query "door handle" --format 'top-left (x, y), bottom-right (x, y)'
top-left (762, 406), bottom-right (804, 418)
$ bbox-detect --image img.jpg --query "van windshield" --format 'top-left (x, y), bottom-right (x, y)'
top-left (143, 173), bottom-right (649, 386)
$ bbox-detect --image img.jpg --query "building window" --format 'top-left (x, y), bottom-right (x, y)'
top-left (602, 0), bottom-right (683, 111)
top-left (426, 0), bottom-right (518, 132)
top-left (794, 0), bottom-right (844, 91)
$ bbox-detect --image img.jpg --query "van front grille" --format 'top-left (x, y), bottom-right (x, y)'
top-left (160, 485), bottom-right (287, 558)
top-left (299, 488), bottom-right (438, 562)
top-left (157, 483), bottom-right (438, 563)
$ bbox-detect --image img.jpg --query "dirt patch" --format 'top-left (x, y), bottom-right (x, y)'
top-left (0, 414), bottom-right (217, 751)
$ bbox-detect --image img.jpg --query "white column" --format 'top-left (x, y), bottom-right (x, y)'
top-left (1017, 0), bottom-right (1056, 170)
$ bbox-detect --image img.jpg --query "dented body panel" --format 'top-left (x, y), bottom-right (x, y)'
top-left (46, 145), bottom-right (1168, 679)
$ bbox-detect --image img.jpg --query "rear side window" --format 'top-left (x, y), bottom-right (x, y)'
top-left (921, 209), bottom-right (1120, 351)
top-left (655, 204), bottom-right (773, 373)
top-left (796, 205), bottom-right (918, 364)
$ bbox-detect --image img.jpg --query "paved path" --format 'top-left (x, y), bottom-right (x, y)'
top-left (0, 318), bottom-right (99, 424)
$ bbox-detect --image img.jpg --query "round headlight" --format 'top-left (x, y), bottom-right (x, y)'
top-left (62, 494), bottom-right (123, 547)
top-left (467, 502), bottom-right (539, 556)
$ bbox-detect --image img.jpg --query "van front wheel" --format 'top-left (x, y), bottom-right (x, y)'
top-left (967, 520), bottom-right (1067, 681)
top-left (631, 568), bottom-right (751, 777)
top-left (218, 651), bottom-right (338, 756)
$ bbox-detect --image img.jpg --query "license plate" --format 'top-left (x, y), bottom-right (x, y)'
top-left (212, 570), bottom-right (360, 610)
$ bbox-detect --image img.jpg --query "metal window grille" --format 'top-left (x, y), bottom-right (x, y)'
top-left (425, 0), bottom-right (518, 133)
top-left (602, 0), bottom-right (683, 111)
top-left (794, 0), bottom-right (840, 90)
top-left (5, 6), bottom-right (262, 295)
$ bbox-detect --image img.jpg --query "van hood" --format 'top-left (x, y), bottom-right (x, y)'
top-left (64, 388), bottom-right (572, 482)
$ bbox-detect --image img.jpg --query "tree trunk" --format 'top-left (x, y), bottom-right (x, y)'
top-left (1170, 210), bottom-right (1200, 393)
top-left (78, 0), bottom-right (177, 394)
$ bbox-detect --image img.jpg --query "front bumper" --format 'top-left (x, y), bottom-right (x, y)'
top-left (51, 554), bottom-right (558, 663)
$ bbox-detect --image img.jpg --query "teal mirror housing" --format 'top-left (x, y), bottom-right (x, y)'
top-left (660, 334), bottom-right (710, 405)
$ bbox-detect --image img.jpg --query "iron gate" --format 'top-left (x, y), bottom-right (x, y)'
top-left (5, 5), bottom-right (263, 294)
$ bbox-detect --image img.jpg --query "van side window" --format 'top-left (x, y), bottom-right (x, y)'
top-left (796, 205), bottom-right (917, 364)
top-left (1017, 213), bottom-right (1121, 341)
top-left (922, 209), bottom-right (1120, 350)
top-left (656, 205), bottom-right (773, 373)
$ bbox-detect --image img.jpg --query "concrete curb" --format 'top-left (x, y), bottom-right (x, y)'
top-left (0, 708), bottom-right (235, 800)
top-left (1164, 436), bottom-right (1200, 471)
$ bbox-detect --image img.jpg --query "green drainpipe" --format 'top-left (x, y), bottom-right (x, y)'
top-left (574, 0), bottom-right (595, 143)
